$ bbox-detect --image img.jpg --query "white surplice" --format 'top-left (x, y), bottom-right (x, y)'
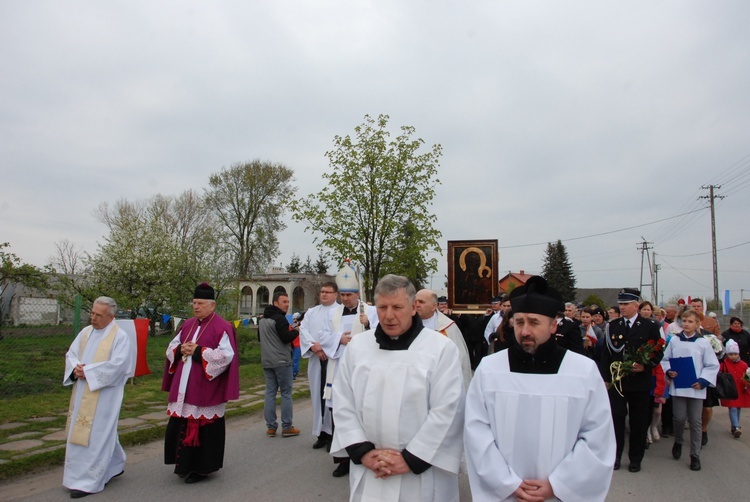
top-left (63, 320), bottom-right (136, 494)
top-left (423, 311), bottom-right (472, 389)
top-left (464, 350), bottom-right (615, 502)
top-left (299, 302), bottom-right (339, 436)
top-left (331, 327), bottom-right (465, 502)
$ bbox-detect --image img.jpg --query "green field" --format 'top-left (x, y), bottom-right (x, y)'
top-left (0, 325), bottom-right (305, 479)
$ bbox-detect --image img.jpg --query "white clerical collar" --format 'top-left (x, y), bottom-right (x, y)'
top-left (422, 311), bottom-right (438, 330)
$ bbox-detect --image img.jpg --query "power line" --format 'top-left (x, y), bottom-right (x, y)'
top-left (498, 208), bottom-right (706, 249)
top-left (658, 255), bottom-right (711, 289)
top-left (659, 240), bottom-right (750, 258)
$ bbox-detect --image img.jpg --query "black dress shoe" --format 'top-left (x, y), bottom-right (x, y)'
top-left (690, 455), bottom-right (701, 471)
top-left (628, 462), bottom-right (641, 473)
top-left (613, 459), bottom-right (620, 470)
top-left (105, 471), bottom-right (124, 486)
top-left (672, 443), bottom-right (682, 460)
top-left (185, 472), bottom-right (207, 484)
top-left (70, 490), bottom-right (91, 499)
top-left (332, 463), bottom-right (350, 477)
top-left (701, 431), bottom-right (708, 446)
top-left (313, 436), bottom-right (330, 449)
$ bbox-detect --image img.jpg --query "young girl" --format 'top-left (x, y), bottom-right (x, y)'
top-left (719, 340), bottom-right (750, 438)
top-left (661, 309), bottom-right (720, 471)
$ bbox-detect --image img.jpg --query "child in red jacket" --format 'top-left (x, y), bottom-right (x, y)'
top-left (720, 340), bottom-right (750, 438)
top-left (648, 363), bottom-right (668, 444)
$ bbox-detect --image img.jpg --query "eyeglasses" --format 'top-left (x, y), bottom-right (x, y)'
top-left (320, 290), bottom-right (336, 294)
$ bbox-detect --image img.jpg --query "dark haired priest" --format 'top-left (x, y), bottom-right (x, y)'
top-left (464, 276), bottom-right (615, 502)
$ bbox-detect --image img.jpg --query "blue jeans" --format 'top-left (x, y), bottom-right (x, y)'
top-left (729, 407), bottom-right (741, 429)
top-left (264, 366), bottom-right (293, 430)
top-left (292, 347), bottom-right (301, 378)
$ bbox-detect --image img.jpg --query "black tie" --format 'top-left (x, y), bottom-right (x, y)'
top-left (625, 319), bottom-right (631, 331)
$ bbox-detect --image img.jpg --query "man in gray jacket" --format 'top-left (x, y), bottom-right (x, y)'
top-left (259, 292), bottom-right (300, 437)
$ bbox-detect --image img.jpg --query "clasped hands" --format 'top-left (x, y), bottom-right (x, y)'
top-left (362, 449), bottom-right (409, 479)
top-left (513, 479), bottom-right (554, 502)
top-left (180, 342), bottom-right (199, 358)
top-left (73, 364), bottom-right (86, 380)
top-left (311, 342), bottom-right (327, 361)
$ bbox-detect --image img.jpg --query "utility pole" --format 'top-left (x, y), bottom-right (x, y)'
top-left (637, 238), bottom-right (655, 303)
top-left (699, 185), bottom-right (724, 306)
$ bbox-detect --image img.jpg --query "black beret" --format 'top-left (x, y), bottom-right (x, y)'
top-left (509, 276), bottom-right (563, 318)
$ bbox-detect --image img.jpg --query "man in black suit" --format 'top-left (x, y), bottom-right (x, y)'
top-left (600, 288), bottom-right (662, 473)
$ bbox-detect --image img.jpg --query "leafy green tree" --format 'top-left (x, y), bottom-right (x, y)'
top-left (286, 253), bottom-right (302, 273)
top-left (541, 240), bottom-right (576, 302)
top-left (293, 114), bottom-right (442, 297)
top-left (205, 160), bottom-right (296, 279)
top-left (380, 220), bottom-right (430, 290)
top-left (1, 244), bottom-right (50, 326)
top-left (86, 193), bottom-right (234, 321)
top-left (0, 243), bottom-right (50, 292)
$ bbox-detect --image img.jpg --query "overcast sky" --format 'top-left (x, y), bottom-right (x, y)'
top-left (2, 1), bottom-right (749, 304)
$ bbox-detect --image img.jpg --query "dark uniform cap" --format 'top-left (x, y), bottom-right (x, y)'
top-left (194, 282), bottom-right (215, 300)
top-left (617, 288), bottom-right (641, 303)
top-left (508, 276), bottom-right (564, 318)
top-left (491, 296), bottom-right (503, 304)
top-left (437, 296), bottom-right (448, 303)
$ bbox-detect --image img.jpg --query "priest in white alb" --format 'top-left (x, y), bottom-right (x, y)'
top-left (415, 288), bottom-right (472, 389)
top-left (299, 280), bottom-right (340, 449)
top-left (464, 276), bottom-right (615, 502)
top-left (331, 274), bottom-right (465, 501)
top-left (63, 296), bottom-right (136, 499)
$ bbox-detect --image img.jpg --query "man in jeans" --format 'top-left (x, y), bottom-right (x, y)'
top-left (259, 292), bottom-right (300, 437)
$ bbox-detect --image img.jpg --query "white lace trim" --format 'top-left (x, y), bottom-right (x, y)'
top-left (167, 392), bottom-right (226, 419)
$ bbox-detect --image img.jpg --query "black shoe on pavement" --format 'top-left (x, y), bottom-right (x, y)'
top-left (332, 463), bottom-right (350, 477)
top-left (701, 431), bottom-right (708, 446)
top-left (105, 470), bottom-right (124, 486)
top-left (690, 455), bottom-right (701, 471)
top-left (628, 462), bottom-right (641, 473)
top-left (313, 434), bottom-right (331, 449)
top-left (613, 459), bottom-right (620, 470)
top-left (185, 473), bottom-right (207, 484)
top-left (672, 443), bottom-right (682, 460)
top-left (70, 490), bottom-right (91, 499)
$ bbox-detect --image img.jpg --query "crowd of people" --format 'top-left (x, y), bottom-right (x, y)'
top-left (59, 274), bottom-right (750, 501)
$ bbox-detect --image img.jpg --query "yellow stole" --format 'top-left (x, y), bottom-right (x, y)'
top-left (65, 324), bottom-right (119, 447)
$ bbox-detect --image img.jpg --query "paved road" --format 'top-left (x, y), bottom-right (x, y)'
top-left (2, 398), bottom-right (747, 501)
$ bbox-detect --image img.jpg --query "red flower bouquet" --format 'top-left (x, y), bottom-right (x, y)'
top-left (609, 338), bottom-right (666, 396)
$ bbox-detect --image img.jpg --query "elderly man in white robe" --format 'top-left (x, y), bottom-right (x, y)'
top-left (415, 288), bottom-right (472, 388)
top-left (464, 276), bottom-right (615, 502)
top-left (331, 274), bottom-right (465, 502)
top-left (299, 281), bottom-right (340, 449)
top-left (63, 296), bottom-right (136, 498)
